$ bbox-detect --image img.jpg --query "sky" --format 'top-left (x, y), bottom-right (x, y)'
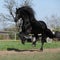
top-left (32, 0), bottom-right (60, 20)
top-left (0, 0), bottom-right (60, 20)
top-left (0, 0), bottom-right (60, 29)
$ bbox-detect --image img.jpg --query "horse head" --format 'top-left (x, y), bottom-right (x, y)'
top-left (15, 6), bottom-right (35, 23)
top-left (15, 8), bottom-right (23, 22)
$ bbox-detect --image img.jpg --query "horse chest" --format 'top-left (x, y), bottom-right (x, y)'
top-left (22, 20), bottom-right (32, 34)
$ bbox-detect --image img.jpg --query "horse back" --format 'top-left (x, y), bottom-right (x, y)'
top-left (39, 21), bottom-right (47, 29)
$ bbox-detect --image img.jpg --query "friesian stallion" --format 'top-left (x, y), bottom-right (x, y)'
top-left (15, 6), bottom-right (55, 51)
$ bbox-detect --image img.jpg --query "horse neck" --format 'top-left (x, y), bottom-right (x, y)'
top-left (22, 16), bottom-right (31, 27)
top-left (22, 14), bottom-right (36, 26)
top-left (29, 17), bottom-right (37, 24)
top-left (28, 13), bottom-right (36, 23)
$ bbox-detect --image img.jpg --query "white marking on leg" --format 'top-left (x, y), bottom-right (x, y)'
top-left (32, 37), bottom-right (36, 42)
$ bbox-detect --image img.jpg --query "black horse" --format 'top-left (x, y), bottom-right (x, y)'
top-left (15, 6), bottom-right (55, 51)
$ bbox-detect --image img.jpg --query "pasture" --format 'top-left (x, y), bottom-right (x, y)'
top-left (0, 40), bottom-right (60, 60)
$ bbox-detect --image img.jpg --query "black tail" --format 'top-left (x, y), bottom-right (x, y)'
top-left (46, 29), bottom-right (55, 38)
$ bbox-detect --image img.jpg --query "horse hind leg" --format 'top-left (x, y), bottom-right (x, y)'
top-left (32, 37), bottom-right (36, 47)
top-left (40, 35), bottom-right (47, 51)
top-left (40, 41), bottom-right (44, 51)
top-left (32, 34), bottom-right (38, 47)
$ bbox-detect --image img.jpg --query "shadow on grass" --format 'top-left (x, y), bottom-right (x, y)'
top-left (7, 48), bottom-right (42, 52)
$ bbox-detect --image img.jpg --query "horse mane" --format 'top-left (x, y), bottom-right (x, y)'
top-left (19, 6), bottom-right (35, 20)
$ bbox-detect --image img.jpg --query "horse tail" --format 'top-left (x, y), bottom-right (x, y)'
top-left (45, 29), bottom-right (55, 38)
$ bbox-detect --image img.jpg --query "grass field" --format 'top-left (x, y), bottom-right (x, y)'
top-left (0, 40), bottom-right (60, 50)
top-left (0, 40), bottom-right (60, 60)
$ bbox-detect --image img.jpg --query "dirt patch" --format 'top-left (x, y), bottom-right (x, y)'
top-left (44, 48), bottom-right (60, 53)
top-left (0, 48), bottom-right (60, 56)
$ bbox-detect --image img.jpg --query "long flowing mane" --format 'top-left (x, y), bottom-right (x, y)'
top-left (19, 6), bottom-right (35, 20)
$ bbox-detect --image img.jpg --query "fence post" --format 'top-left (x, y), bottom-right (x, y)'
top-left (15, 32), bottom-right (17, 40)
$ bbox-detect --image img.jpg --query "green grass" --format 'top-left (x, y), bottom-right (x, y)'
top-left (0, 40), bottom-right (60, 60)
top-left (0, 40), bottom-right (60, 50)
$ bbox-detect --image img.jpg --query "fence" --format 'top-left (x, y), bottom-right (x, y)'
top-left (0, 31), bottom-right (60, 41)
top-left (0, 31), bottom-right (18, 40)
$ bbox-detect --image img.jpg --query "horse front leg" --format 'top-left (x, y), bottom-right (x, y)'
top-left (18, 32), bottom-right (26, 44)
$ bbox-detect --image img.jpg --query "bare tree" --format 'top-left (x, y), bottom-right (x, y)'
top-left (4, 0), bottom-right (16, 21)
top-left (23, 0), bottom-right (32, 6)
top-left (3, 0), bottom-right (32, 21)
top-left (0, 0), bottom-right (32, 30)
top-left (45, 15), bottom-right (60, 31)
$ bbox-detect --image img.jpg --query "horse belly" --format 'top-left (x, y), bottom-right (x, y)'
top-left (32, 26), bottom-right (43, 34)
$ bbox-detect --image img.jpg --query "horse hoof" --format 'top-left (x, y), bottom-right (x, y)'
top-left (40, 48), bottom-right (43, 51)
top-left (32, 44), bottom-right (36, 47)
top-left (22, 43), bottom-right (25, 45)
top-left (21, 41), bottom-right (25, 45)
